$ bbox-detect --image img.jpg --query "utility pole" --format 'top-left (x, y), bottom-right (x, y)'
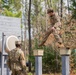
top-left (28, 0), bottom-right (32, 72)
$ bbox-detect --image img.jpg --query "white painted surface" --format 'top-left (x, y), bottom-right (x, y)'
top-left (0, 16), bottom-right (21, 39)
top-left (0, 35), bottom-right (19, 53)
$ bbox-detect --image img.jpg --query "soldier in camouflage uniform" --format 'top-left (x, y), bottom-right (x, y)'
top-left (39, 9), bottom-right (63, 47)
top-left (7, 41), bottom-right (27, 75)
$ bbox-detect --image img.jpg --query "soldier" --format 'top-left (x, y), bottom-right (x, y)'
top-left (7, 41), bottom-right (27, 75)
top-left (39, 9), bottom-right (63, 48)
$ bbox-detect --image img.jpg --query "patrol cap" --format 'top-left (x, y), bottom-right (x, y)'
top-left (15, 41), bottom-right (22, 45)
top-left (47, 8), bottom-right (54, 14)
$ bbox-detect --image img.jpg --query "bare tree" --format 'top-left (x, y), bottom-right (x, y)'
top-left (61, 0), bottom-right (63, 18)
top-left (28, 0), bottom-right (32, 72)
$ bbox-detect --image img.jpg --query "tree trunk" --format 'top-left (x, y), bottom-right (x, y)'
top-left (61, 0), bottom-right (63, 18)
top-left (67, 0), bottom-right (70, 14)
top-left (28, 0), bottom-right (32, 72)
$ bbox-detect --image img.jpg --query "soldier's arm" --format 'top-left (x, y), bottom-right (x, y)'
top-left (54, 22), bottom-right (61, 28)
top-left (54, 14), bottom-right (61, 28)
top-left (20, 51), bottom-right (26, 69)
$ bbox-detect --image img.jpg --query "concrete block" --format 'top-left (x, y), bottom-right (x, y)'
top-left (60, 49), bottom-right (71, 55)
top-left (33, 49), bottom-right (44, 56)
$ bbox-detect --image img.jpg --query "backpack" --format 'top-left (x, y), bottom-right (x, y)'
top-left (7, 49), bottom-right (22, 71)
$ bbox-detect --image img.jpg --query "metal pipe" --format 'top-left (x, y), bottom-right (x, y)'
top-left (62, 55), bottom-right (70, 75)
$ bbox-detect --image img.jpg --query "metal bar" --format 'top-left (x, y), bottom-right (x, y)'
top-left (62, 55), bottom-right (70, 75)
top-left (1, 33), bottom-right (5, 75)
top-left (35, 56), bottom-right (42, 75)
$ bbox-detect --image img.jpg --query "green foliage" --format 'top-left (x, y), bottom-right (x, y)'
top-left (30, 39), bottom-right (61, 73)
top-left (42, 46), bottom-right (61, 73)
top-left (51, 0), bottom-right (59, 11)
top-left (28, 72), bottom-right (33, 75)
top-left (1, 0), bottom-right (21, 11)
top-left (0, 0), bottom-right (22, 17)
top-left (70, 0), bottom-right (76, 19)
top-left (34, 38), bottom-right (43, 49)
top-left (71, 50), bottom-right (76, 67)
top-left (2, 8), bottom-right (22, 17)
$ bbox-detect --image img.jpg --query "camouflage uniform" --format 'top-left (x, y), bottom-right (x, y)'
top-left (7, 48), bottom-right (27, 75)
top-left (40, 14), bottom-right (62, 45)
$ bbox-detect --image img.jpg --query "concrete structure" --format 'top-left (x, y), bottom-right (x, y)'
top-left (0, 16), bottom-right (21, 39)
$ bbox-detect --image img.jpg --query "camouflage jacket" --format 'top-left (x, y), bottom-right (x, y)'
top-left (49, 14), bottom-right (61, 28)
top-left (7, 48), bottom-right (25, 71)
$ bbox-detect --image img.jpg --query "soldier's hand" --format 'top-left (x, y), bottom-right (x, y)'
top-left (51, 27), bottom-right (55, 30)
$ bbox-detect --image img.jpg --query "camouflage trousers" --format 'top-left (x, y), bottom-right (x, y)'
top-left (11, 70), bottom-right (27, 75)
top-left (41, 26), bottom-right (62, 44)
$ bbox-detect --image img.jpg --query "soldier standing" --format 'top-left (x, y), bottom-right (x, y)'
top-left (39, 9), bottom-right (63, 47)
top-left (7, 41), bottom-right (27, 75)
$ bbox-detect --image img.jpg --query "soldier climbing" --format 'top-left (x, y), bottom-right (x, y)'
top-left (39, 9), bottom-right (64, 48)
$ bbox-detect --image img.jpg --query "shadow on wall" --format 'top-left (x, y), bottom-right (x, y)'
top-left (0, 52), bottom-right (1, 75)
top-left (0, 52), bottom-right (1, 67)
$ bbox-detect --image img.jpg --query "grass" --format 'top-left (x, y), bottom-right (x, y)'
top-left (28, 72), bottom-right (33, 75)
top-left (28, 73), bottom-right (62, 75)
top-left (28, 72), bottom-right (76, 75)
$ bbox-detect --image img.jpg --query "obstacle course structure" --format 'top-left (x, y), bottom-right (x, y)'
top-left (0, 33), bottom-right (19, 75)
